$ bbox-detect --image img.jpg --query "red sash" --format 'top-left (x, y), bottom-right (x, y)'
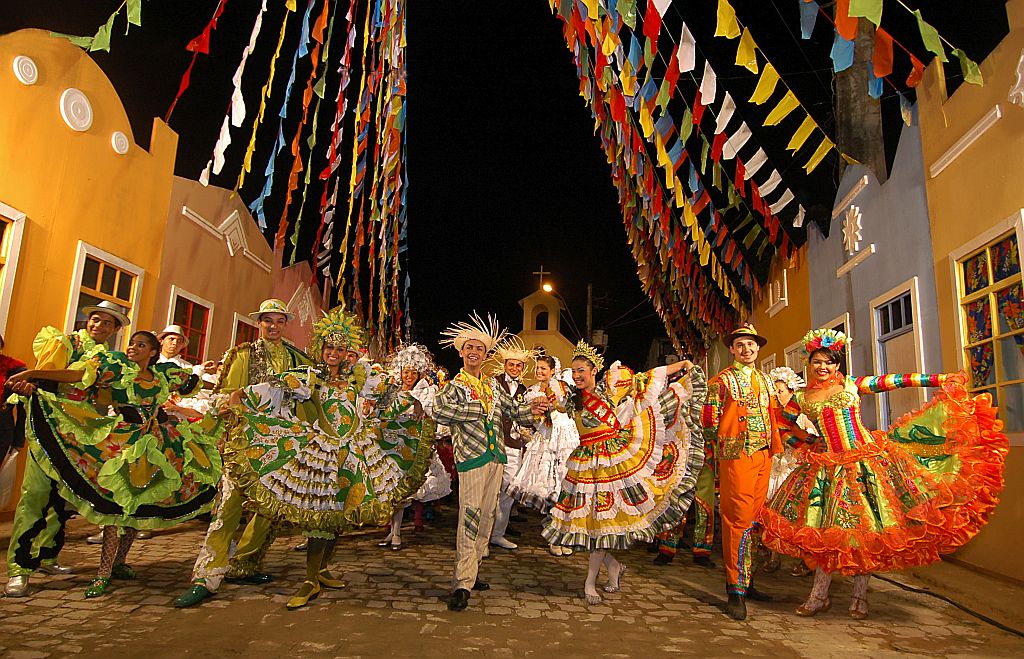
top-left (581, 389), bottom-right (620, 430)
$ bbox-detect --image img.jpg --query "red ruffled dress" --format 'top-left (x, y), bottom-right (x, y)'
top-left (759, 372), bottom-right (1008, 575)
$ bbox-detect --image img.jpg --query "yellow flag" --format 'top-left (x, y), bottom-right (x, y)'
top-left (735, 28), bottom-right (758, 73)
top-left (750, 63), bottom-right (779, 104)
top-left (640, 105), bottom-right (655, 138)
top-left (804, 136), bottom-right (835, 173)
top-left (787, 115), bottom-right (817, 151)
top-left (675, 178), bottom-right (686, 207)
top-left (602, 30), bottom-right (617, 56)
top-left (764, 90), bottom-right (799, 126)
top-left (715, 0), bottom-right (741, 39)
top-left (684, 204), bottom-right (697, 228)
top-left (582, 0), bottom-right (599, 18)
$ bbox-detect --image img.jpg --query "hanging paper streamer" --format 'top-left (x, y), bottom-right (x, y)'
top-left (51, 0), bottom-right (143, 53)
top-left (166, 0), bottom-right (231, 122)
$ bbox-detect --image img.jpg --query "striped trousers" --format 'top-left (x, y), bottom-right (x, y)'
top-left (452, 460), bottom-right (503, 591)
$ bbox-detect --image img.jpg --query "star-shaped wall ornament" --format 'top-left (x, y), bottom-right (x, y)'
top-left (842, 205), bottom-right (863, 256)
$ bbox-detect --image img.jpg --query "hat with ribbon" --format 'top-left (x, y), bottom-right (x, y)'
top-left (723, 322), bottom-right (768, 347)
top-left (81, 300), bottom-right (131, 327)
top-left (248, 298), bottom-right (295, 321)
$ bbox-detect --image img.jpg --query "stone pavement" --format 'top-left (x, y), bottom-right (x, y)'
top-left (1, 511), bottom-right (1022, 658)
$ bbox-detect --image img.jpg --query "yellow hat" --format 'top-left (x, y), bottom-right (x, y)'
top-left (248, 298), bottom-right (295, 321)
top-left (723, 323), bottom-right (768, 347)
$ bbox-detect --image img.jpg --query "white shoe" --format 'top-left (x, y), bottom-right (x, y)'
top-left (548, 544), bottom-right (563, 556)
top-left (490, 537), bottom-right (518, 550)
top-left (4, 575), bottom-right (29, 597)
top-left (86, 533), bottom-right (104, 545)
top-left (562, 547), bottom-right (573, 556)
top-left (38, 563), bottom-right (75, 575)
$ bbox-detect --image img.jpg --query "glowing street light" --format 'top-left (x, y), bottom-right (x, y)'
top-left (542, 283), bottom-right (553, 293)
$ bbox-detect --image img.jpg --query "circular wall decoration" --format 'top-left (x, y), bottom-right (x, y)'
top-left (111, 131), bottom-right (130, 155)
top-left (13, 56), bottom-right (38, 85)
top-left (59, 88), bottom-right (93, 132)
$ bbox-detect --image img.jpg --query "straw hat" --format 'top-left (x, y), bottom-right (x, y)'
top-left (248, 298), bottom-right (295, 321)
top-left (81, 300), bottom-right (130, 327)
top-left (723, 322), bottom-right (768, 347)
top-left (157, 324), bottom-right (189, 347)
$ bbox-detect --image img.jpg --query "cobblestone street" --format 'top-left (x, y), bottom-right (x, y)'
top-left (1, 511), bottom-right (1022, 658)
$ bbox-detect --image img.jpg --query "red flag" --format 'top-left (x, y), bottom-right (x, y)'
top-left (644, 0), bottom-right (662, 41)
top-left (711, 132), bottom-right (727, 162)
top-left (665, 45), bottom-right (681, 92)
top-left (609, 86), bottom-right (626, 123)
top-left (692, 89), bottom-right (706, 127)
top-left (873, 28), bottom-right (894, 77)
top-left (735, 159), bottom-right (746, 197)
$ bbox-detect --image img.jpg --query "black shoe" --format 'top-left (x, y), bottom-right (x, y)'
top-left (745, 585), bottom-right (773, 602)
top-left (472, 579), bottom-right (490, 591)
top-left (693, 555), bottom-right (716, 568)
top-left (448, 588), bottom-right (470, 611)
top-left (653, 553), bottom-right (674, 566)
top-left (225, 572), bottom-right (274, 585)
top-left (726, 593), bottom-right (747, 620)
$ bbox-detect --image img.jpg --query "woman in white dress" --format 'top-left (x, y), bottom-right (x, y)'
top-left (507, 355), bottom-right (580, 556)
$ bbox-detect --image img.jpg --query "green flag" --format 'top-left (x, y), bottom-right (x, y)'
top-left (848, 0), bottom-right (882, 25)
top-left (89, 11), bottom-right (118, 52)
top-left (914, 10), bottom-right (947, 62)
top-left (127, 0), bottom-right (142, 27)
top-left (952, 48), bottom-right (984, 85)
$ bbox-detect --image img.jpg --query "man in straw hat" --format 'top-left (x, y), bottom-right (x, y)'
top-left (701, 323), bottom-right (782, 620)
top-left (487, 336), bottom-right (536, 551)
top-left (156, 324), bottom-right (216, 376)
top-left (433, 313), bottom-right (550, 611)
top-left (4, 300), bottom-right (129, 597)
top-left (175, 299), bottom-right (310, 608)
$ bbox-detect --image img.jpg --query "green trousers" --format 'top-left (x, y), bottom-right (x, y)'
top-left (6, 448), bottom-right (73, 577)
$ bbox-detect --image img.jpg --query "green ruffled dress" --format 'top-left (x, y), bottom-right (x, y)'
top-left (25, 352), bottom-right (223, 529)
top-left (224, 364), bottom-right (435, 538)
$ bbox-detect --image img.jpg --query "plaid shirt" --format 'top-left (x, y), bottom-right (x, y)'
top-left (433, 368), bottom-right (535, 472)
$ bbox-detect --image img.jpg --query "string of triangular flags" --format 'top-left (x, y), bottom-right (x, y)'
top-left (51, 0), bottom-right (144, 53)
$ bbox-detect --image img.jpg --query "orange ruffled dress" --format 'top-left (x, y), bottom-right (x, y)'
top-left (759, 372), bottom-right (1008, 575)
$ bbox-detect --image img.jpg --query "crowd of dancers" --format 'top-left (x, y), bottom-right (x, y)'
top-left (0, 299), bottom-right (1010, 620)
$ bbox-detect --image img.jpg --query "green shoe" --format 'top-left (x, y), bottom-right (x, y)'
top-left (111, 564), bottom-right (136, 580)
top-left (84, 577), bottom-right (110, 598)
top-left (173, 584), bottom-right (213, 608)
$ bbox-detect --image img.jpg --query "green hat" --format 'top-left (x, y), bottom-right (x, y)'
top-left (248, 298), bottom-right (295, 321)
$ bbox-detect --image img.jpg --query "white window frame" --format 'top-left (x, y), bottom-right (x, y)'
top-left (760, 353), bottom-right (777, 373)
top-left (870, 277), bottom-right (927, 428)
top-left (784, 339), bottom-right (806, 382)
top-left (948, 209), bottom-right (1024, 446)
top-left (0, 201), bottom-right (28, 335)
top-left (167, 285), bottom-right (215, 362)
top-left (64, 241), bottom-right (144, 350)
top-left (231, 311), bottom-right (259, 346)
top-left (766, 268), bottom-right (789, 318)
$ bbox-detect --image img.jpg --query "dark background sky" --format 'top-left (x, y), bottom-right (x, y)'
top-left (2, 1), bottom-right (1010, 372)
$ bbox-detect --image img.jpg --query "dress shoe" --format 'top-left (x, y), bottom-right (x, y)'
top-left (4, 575), bottom-right (29, 597)
top-left (86, 532), bottom-right (104, 545)
top-left (653, 553), bottom-right (674, 566)
top-left (317, 570), bottom-right (346, 589)
top-left (135, 531), bottom-right (153, 540)
top-left (294, 541), bottom-right (308, 551)
top-left (84, 577), bottom-right (111, 598)
top-left (693, 555), bottom-right (716, 568)
top-left (795, 596), bottom-right (832, 617)
top-left (286, 580), bottom-right (321, 610)
top-left (174, 584), bottom-right (213, 608)
top-left (225, 572), bottom-right (274, 585)
top-left (38, 563), bottom-right (75, 575)
top-left (110, 564), bottom-right (136, 580)
top-left (745, 585), bottom-right (773, 602)
top-left (490, 537), bottom-right (518, 550)
top-left (726, 593), bottom-right (747, 620)
top-left (472, 579), bottom-right (490, 591)
top-left (548, 544), bottom-right (564, 556)
top-left (448, 588), bottom-right (470, 611)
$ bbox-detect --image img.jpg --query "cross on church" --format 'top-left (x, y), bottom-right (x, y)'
top-left (532, 265), bottom-right (551, 290)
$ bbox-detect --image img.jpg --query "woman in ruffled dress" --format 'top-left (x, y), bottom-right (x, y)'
top-left (541, 341), bottom-right (705, 605)
top-left (760, 329), bottom-right (1009, 619)
top-left (507, 355), bottom-right (580, 556)
top-left (7, 331), bottom-right (221, 598)
top-left (376, 344), bottom-right (445, 550)
top-left (222, 309), bottom-right (433, 609)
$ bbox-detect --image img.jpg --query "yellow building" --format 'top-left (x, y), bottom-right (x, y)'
top-left (745, 245), bottom-right (813, 379)
top-left (918, 0), bottom-right (1024, 582)
top-left (517, 287), bottom-right (576, 374)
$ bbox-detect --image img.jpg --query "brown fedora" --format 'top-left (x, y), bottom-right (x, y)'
top-left (723, 323), bottom-right (768, 348)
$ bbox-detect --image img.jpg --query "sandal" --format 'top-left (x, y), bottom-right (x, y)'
top-left (603, 565), bottom-right (628, 593)
top-left (286, 580), bottom-right (322, 610)
top-left (85, 577), bottom-right (111, 599)
top-left (795, 596), bottom-right (831, 617)
top-left (584, 592), bottom-right (603, 605)
top-left (849, 596), bottom-right (869, 620)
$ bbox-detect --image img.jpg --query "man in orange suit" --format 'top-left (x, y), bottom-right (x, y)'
top-left (702, 324), bottom-right (782, 620)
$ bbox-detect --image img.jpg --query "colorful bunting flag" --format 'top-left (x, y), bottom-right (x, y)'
top-left (952, 48), bottom-right (984, 85)
top-left (913, 10), bottom-right (948, 63)
top-left (749, 63), bottom-right (779, 104)
top-left (715, 0), bottom-right (740, 39)
top-left (799, 0), bottom-right (819, 39)
top-left (848, 0), bottom-right (882, 25)
top-left (735, 28), bottom-right (758, 73)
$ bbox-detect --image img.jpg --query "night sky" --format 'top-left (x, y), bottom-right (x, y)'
top-left (2, 1), bottom-right (1010, 372)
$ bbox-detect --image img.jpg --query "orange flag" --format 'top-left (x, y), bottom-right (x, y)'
top-left (906, 54), bottom-right (925, 88)
top-left (835, 0), bottom-right (858, 41)
top-left (873, 28), bottom-right (893, 77)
